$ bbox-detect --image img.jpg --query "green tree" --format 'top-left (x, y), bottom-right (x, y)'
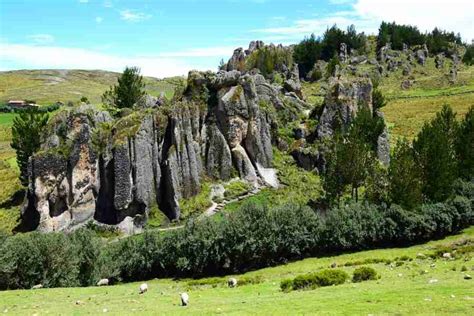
top-left (11, 110), bottom-right (49, 186)
top-left (413, 105), bottom-right (459, 202)
top-left (463, 44), bottom-right (474, 66)
top-left (80, 96), bottom-right (89, 104)
top-left (456, 106), bottom-right (474, 179)
top-left (102, 66), bottom-right (146, 109)
top-left (350, 104), bottom-right (385, 151)
top-left (389, 139), bottom-right (424, 209)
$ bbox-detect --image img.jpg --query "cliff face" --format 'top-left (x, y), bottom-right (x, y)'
top-left (21, 70), bottom-right (290, 232)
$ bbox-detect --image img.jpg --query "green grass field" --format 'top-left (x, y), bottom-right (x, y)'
top-left (1, 226), bottom-right (473, 315)
top-left (0, 69), bottom-right (183, 105)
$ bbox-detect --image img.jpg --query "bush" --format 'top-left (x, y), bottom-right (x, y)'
top-left (0, 179), bottom-right (472, 290)
top-left (0, 229), bottom-right (109, 290)
top-left (280, 278), bottom-right (294, 292)
top-left (352, 267), bottom-right (378, 282)
top-left (284, 269), bottom-right (349, 291)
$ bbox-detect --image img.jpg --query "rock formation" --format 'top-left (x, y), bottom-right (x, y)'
top-left (21, 63), bottom-right (303, 232)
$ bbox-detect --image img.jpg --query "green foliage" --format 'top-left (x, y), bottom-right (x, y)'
top-left (389, 139), bottom-right (424, 209)
top-left (245, 46), bottom-right (293, 77)
top-left (282, 269), bottom-right (349, 292)
top-left (456, 106), bottom-right (474, 179)
top-left (1, 183), bottom-right (473, 290)
top-left (463, 44), bottom-right (474, 65)
top-left (351, 104), bottom-right (386, 151)
top-left (224, 180), bottom-right (252, 200)
top-left (377, 21), bottom-right (425, 51)
top-left (376, 22), bottom-right (461, 54)
top-left (10, 110), bottom-right (49, 186)
top-left (323, 109), bottom-right (380, 204)
top-left (293, 34), bottom-right (323, 78)
top-left (80, 96), bottom-right (89, 104)
top-left (414, 104), bottom-right (459, 202)
top-left (352, 266), bottom-right (378, 282)
top-left (0, 229), bottom-right (103, 290)
top-left (293, 25), bottom-right (367, 78)
top-left (372, 88), bottom-right (387, 111)
top-left (179, 182), bottom-right (212, 219)
top-left (102, 66), bottom-right (146, 109)
top-left (326, 56), bottom-right (340, 78)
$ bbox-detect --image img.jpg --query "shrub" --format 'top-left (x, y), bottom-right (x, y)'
top-left (280, 278), bottom-right (294, 292)
top-left (288, 269), bottom-right (349, 291)
top-left (224, 180), bottom-right (252, 200)
top-left (352, 266), bottom-right (378, 282)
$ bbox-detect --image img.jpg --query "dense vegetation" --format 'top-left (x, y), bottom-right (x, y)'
top-left (10, 111), bottom-right (49, 186)
top-left (322, 105), bottom-right (473, 208)
top-left (294, 21), bottom-right (467, 79)
top-left (102, 66), bottom-right (146, 109)
top-left (293, 25), bottom-right (367, 78)
top-left (1, 174), bottom-right (472, 290)
top-left (377, 22), bottom-right (462, 54)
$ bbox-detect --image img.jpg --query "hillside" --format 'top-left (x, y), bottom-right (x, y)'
top-left (0, 69), bottom-right (184, 105)
top-left (1, 226), bottom-right (473, 315)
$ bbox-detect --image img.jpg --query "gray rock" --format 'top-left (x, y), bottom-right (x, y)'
top-left (377, 128), bottom-right (390, 166)
top-left (339, 43), bottom-right (348, 63)
top-left (317, 77), bottom-right (373, 138)
top-left (226, 48), bottom-right (246, 71)
top-left (416, 48), bottom-right (428, 66)
top-left (435, 53), bottom-right (445, 69)
top-left (401, 80), bottom-right (412, 90)
top-left (245, 40), bottom-right (264, 55)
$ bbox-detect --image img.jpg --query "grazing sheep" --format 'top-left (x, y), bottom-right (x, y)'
top-left (228, 278), bottom-right (238, 288)
top-left (139, 283), bottom-right (148, 294)
top-left (32, 284), bottom-right (43, 290)
top-left (180, 292), bottom-right (189, 306)
top-left (97, 279), bottom-right (109, 286)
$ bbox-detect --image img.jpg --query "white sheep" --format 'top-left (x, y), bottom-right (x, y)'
top-left (32, 284), bottom-right (43, 290)
top-left (97, 278), bottom-right (109, 286)
top-left (228, 278), bottom-right (238, 288)
top-left (139, 283), bottom-right (148, 294)
top-left (180, 292), bottom-right (189, 306)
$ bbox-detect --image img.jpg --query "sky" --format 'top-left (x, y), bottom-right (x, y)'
top-left (0, 0), bottom-right (473, 78)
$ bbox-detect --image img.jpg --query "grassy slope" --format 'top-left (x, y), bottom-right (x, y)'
top-left (1, 226), bottom-right (473, 315)
top-left (302, 61), bottom-right (474, 143)
top-left (380, 59), bottom-right (474, 142)
top-left (0, 69), bottom-right (183, 105)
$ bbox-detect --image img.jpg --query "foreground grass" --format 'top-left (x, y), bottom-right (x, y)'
top-left (1, 227), bottom-right (473, 315)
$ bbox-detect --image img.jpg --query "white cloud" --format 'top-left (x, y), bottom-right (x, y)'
top-left (353, 0), bottom-right (474, 40)
top-left (157, 46), bottom-right (237, 58)
top-left (254, 0), bottom-right (473, 42)
top-left (0, 43), bottom-right (223, 78)
top-left (95, 17), bottom-right (103, 23)
top-left (120, 10), bottom-right (152, 22)
top-left (27, 34), bottom-right (55, 44)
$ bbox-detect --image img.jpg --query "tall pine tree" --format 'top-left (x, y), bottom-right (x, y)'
top-left (456, 106), bottom-right (474, 180)
top-left (11, 110), bottom-right (49, 186)
top-left (413, 105), bottom-right (459, 202)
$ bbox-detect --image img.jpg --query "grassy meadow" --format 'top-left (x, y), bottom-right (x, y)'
top-left (1, 226), bottom-right (473, 315)
top-left (0, 69), bottom-right (184, 105)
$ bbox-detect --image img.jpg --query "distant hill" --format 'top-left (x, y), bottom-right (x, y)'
top-left (0, 69), bottom-right (184, 105)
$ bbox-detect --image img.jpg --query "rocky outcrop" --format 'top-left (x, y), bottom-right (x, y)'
top-left (22, 67), bottom-right (296, 233)
top-left (317, 77), bottom-right (373, 138)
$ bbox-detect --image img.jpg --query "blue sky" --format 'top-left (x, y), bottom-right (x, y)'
top-left (1, 0), bottom-right (473, 77)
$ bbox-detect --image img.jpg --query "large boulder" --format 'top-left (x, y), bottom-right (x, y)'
top-left (317, 77), bottom-right (373, 138)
